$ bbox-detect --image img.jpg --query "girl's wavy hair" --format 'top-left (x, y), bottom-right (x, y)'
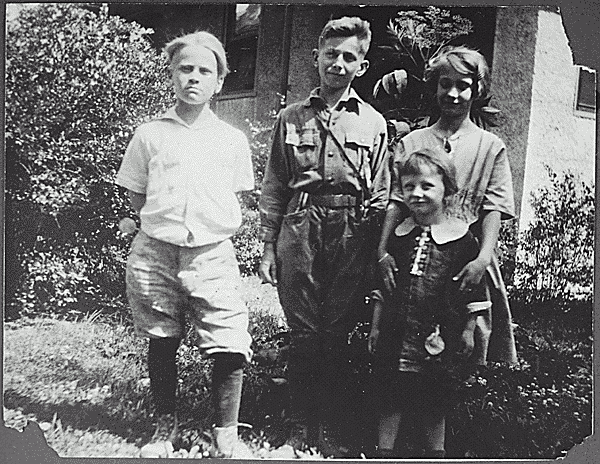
top-left (396, 146), bottom-right (458, 198)
top-left (424, 45), bottom-right (499, 128)
top-left (163, 31), bottom-right (229, 79)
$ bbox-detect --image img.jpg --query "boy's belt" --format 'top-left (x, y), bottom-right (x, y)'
top-left (309, 193), bottom-right (357, 208)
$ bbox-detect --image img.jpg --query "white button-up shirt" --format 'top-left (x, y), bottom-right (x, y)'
top-left (116, 107), bottom-right (254, 247)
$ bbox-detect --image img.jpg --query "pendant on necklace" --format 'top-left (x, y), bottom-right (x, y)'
top-left (443, 137), bottom-right (452, 153)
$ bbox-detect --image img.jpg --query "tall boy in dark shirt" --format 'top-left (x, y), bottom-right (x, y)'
top-left (259, 16), bottom-right (389, 457)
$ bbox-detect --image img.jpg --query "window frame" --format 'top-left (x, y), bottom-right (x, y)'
top-left (574, 66), bottom-right (596, 118)
top-left (218, 3), bottom-right (262, 99)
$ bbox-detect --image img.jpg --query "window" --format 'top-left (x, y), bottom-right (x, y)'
top-left (221, 4), bottom-right (262, 95)
top-left (575, 67), bottom-right (596, 114)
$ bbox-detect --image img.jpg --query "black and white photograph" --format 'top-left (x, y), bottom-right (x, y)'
top-left (2, 2), bottom-right (597, 461)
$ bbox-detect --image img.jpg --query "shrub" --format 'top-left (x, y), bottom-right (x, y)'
top-left (5, 4), bottom-right (172, 319)
top-left (373, 6), bottom-right (474, 134)
top-left (233, 118), bottom-right (275, 276)
top-left (6, 1), bottom-right (276, 318)
top-left (447, 313), bottom-right (592, 459)
top-left (512, 167), bottom-right (594, 305)
top-left (497, 218), bottom-right (519, 288)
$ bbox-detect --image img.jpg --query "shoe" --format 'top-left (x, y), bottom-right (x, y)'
top-left (209, 425), bottom-right (254, 459)
top-left (140, 412), bottom-right (178, 458)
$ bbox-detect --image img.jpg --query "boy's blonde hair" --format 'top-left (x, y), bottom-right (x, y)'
top-left (318, 16), bottom-right (372, 57)
top-left (163, 31), bottom-right (229, 78)
top-left (397, 147), bottom-right (458, 198)
top-left (424, 45), bottom-right (491, 102)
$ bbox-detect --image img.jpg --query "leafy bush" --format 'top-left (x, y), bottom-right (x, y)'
top-left (234, 119), bottom-right (275, 276)
top-left (5, 3), bottom-right (172, 319)
top-left (447, 313), bottom-right (592, 459)
top-left (373, 6), bottom-right (474, 134)
top-left (5, 5), bottom-right (274, 318)
top-left (512, 168), bottom-right (594, 305)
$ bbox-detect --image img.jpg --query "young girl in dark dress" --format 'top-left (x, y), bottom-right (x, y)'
top-left (368, 147), bottom-right (491, 458)
top-left (378, 45), bottom-right (517, 366)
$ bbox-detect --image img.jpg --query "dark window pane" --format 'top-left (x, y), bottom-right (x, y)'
top-left (223, 4), bottom-right (261, 94)
top-left (576, 67), bottom-right (596, 112)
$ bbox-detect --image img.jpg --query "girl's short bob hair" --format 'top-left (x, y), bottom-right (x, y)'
top-left (424, 45), bottom-right (491, 103)
top-left (318, 16), bottom-right (372, 57)
top-left (396, 146), bottom-right (458, 198)
top-left (163, 31), bottom-right (229, 79)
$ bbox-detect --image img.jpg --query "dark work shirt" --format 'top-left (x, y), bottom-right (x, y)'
top-left (259, 87), bottom-right (389, 242)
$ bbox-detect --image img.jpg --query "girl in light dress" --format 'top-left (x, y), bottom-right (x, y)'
top-left (377, 45), bottom-right (517, 367)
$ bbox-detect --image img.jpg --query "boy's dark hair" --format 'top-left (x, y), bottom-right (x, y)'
top-left (397, 147), bottom-right (458, 197)
top-left (318, 16), bottom-right (372, 56)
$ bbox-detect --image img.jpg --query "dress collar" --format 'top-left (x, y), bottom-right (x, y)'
top-left (395, 215), bottom-right (469, 244)
top-left (159, 105), bottom-right (219, 130)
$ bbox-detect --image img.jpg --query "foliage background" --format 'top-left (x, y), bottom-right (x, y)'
top-left (4, 3), bottom-right (271, 320)
top-left (6, 4), bottom-right (172, 319)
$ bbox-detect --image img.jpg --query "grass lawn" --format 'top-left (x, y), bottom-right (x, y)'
top-left (3, 276), bottom-right (593, 459)
top-left (3, 276), bottom-right (285, 458)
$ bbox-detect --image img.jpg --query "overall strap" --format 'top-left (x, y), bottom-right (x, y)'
top-left (312, 115), bottom-right (371, 217)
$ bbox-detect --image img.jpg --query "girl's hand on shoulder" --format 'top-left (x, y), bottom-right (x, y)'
top-left (368, 328), bottom-right (380, 355)
top-left (378, 252), bottom-right (397, 293)
top-left (259, 243), bottom-right (278, 286)
top-left (453, 257), bottom-right (488, 292)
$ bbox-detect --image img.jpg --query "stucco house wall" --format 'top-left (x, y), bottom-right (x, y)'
top-left (489, 7), bottom-right (538, 221)
top-left (520, 8), bottom-right (596, 228)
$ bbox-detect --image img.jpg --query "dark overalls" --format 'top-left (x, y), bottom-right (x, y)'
top-left (259, 88), bottom-right (390, 439)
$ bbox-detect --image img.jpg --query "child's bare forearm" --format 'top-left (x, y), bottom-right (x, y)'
top-left (477, 210), bottom-right (501, 265)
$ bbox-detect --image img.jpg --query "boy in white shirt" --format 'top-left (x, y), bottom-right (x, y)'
top-left (116, 31), bottom-right (254, 459)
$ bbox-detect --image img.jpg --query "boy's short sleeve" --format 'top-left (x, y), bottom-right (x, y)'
top-left (115, 128), bottom-right (150, 194)
top-left (231, 131), bottom-right (255, 193)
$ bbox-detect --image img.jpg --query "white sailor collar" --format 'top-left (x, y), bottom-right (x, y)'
top-left (395, 216), bottom-right (469, 244)
top-left (159, 105), bottom-right (219, 130)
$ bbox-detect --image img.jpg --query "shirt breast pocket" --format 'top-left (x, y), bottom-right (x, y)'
top-left (344, 133), bottom-right (372, 171)
top-left (286, 128), bottom-right (319, 170)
